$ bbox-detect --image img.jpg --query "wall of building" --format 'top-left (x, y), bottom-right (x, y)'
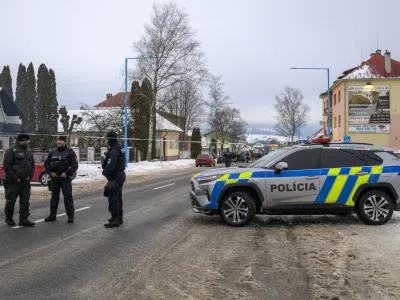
top-left (343, 79), bottom-right (400, 148)
top-left (164, 131), bottom-right (180, 160)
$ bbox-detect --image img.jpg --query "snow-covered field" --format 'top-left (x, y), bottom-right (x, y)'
top-left (74, 159), bottom-right (195, 183)
top-left (245, 133), bottom-right (291, 143)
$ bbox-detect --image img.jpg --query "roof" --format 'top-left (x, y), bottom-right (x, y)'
top-left (309, 128), bottom-right (323, 139)
top-left (0, 88), bottom-right (22, 117)
top-left (337, 52), bottom-right (400, 80)
top-left (94, 92), bottom-right (128, 108)
top-left (293, 143), bottom-right (396, 152)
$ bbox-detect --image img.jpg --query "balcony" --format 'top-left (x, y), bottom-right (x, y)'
top-left (323, 107), bottom-right (333, 116)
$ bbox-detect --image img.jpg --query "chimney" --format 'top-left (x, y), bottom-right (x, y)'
top-left (376, 49), bottom-right (382, 55)
top-left (106, 94), bottom-right (112, 100)
top-left (385, 50), bottom-right (391, 74)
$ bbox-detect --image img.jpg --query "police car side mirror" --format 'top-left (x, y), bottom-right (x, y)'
top-left (275, 162), bottom-right (288, 174)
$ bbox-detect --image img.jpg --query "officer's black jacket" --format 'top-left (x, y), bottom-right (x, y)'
top-left (102, 144), bottom-right (124, 181)
top-left (44, 146), bottom-right (78, 175)
top-left (3, 143), bottom-right (35, 182)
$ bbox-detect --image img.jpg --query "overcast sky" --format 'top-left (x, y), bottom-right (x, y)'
top-left (1, 0), bottom-right (399, 131)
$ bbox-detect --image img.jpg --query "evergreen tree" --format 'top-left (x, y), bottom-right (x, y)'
top-left (37, 64), bottom-right (50, 132)
top-left (191, 128), bottom-right (202, 158)
top-left (1, 66), bottom-right (14, 101)
top-left (48, 69), bottom-right (59, 132)
top-left (15, 63), bottom-right (28, 130)
top-left (25, 63), bottom-right (37, 133)
top-left (130, 79), bottom-right (151, 161)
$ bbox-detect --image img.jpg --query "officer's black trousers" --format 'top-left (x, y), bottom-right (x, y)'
top-left (225, 160), bottom-right (232, 167)
top-left (4, 180), bottom-right (31, 220)
top-left (50, 177), bottom-right (74, 217)
top-left (108, 172), bottom-right (126, 218)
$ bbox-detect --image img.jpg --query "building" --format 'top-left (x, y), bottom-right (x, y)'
top-left (320, 49), bottom-right (400, 148)
top-left (201, 132), bottom-right (233, 156)
top-left (68, 93), bottom-right (185, 160)
top-left (0, 88), bottom-right (22, 150)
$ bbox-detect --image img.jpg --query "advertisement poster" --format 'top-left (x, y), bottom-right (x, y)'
top-left (348, 85), bottom-right (390, 133)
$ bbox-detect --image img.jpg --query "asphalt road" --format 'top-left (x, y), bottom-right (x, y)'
top-left (0, 164), bottom-right (235, 300)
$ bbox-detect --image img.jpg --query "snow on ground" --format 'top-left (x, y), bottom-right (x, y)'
top-left (74, 159), bottom-right (195, 183)
top-left (245, 133), bottom-right (291, 143)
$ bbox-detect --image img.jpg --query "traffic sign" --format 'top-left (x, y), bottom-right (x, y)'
top-left (344, 136), bottom-right (351, 143)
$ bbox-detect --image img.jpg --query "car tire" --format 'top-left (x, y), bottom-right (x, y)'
top-left (196, 165), bottom-right (199, 167)
top-left (219, 191), bottom-right (256, 227)
top-left (40, 173), bottom-right (51, 186)
top-left (356, 190), bottom-right (394, 225)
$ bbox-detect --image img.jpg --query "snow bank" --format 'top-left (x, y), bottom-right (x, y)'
top-left (74, 159), bottom-right (195, 183)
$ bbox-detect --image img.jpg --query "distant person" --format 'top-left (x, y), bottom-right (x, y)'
top-left (3, 132), bottom-right (35, 227)
top-left (44, 136), bottom-right (78, 223)
top-left (102, 131), bottom-right (126, 228)
top-left (224, 148), bottom-right (232, 167)
top-left (245, 152), bottom-right (250, 163)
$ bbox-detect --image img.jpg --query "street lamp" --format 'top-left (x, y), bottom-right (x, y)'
top-left (124, 56), bottom-right (164, 167)
top-left (290, 67), bottom-right (331, 138)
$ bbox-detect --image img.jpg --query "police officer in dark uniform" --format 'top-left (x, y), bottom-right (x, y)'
top-left (224, 148), bottom-right (232, 167)
top-left (102, 131), bottom-right (126, 228)
top-left (44, 136), bottom-right (78, 223)
top-left (3, 132), bottom-right (35, 226)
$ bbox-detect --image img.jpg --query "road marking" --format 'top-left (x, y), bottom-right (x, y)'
top-left (12, 206), bottom-right (91, 229)
top-left (154, 183), bottom-right (176, 190)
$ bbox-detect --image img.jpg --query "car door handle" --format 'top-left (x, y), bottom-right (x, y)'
top-left (356, 171), bottom-right (368, 176)
top-left (306, 176), bottom-right (318, 180)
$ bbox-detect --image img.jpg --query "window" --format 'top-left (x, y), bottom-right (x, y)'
top-left (248, 148), bottom-right (292, 168)
top-left (334, 117), bottom-right (337, 128)
top-left (270, 149), bottom-right (321, 170)
top-left (334, 94), bottom-right (337, 105)
top-left (321, 149), bottom-right (367, 168)
top-left (338, 115), bottom-right (341, 127)
top-left (338, 91), bottom-right (341, 103)
top-left (358, 150), bottom-right (383, 166)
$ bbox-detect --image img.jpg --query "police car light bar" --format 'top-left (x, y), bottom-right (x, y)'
top-left (312, 138), bottom-right (331, 144)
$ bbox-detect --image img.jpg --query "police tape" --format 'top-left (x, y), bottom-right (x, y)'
top-left (0, 132), bottom-right (250, 146)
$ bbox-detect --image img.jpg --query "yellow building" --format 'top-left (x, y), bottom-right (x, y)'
top-left (320, 49), bottom-right (400, 149)
top-left (201, 132), bottom-right (233, 156)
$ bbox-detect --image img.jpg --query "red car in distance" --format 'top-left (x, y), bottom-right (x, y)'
top-left (0, 152), bottom-right (50, 186)
top-left (195, 154), bottom-right (216, 167)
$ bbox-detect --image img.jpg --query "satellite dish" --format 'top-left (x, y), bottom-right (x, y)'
top-left (319, 121), bottom-right (323, 126)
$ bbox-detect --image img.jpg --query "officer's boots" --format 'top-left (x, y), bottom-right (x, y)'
top-left (19, 219), bottom-right (35, 227)
top-left (104, 217), bottom-right (120, 228)
top-left (5, 218), bottom-right (16, 226)
top-left (108, 216), bottom-right (123, 224)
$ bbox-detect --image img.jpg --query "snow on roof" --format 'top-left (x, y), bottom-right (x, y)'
top-left (338, 52), bottom-right (400, 80)
top-left (57, 108), bottom-right (182, 133)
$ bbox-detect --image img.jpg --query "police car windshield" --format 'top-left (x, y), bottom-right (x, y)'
top-left (248, 148), bottom-right (291, 168)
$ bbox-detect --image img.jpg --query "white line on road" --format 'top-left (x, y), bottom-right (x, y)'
top-left (153, 183), bottom-right (176, 190)
top-left (12, 206), bottom-right (91, 229)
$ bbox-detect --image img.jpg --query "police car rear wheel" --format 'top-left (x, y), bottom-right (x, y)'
top-left (357, 190), bottom-right (394, 225)
top-left (219, 191), bottom-right (256, 227)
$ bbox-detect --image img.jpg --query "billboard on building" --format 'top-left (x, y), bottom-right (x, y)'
top-left (348, 85), bottom-right (390, 133)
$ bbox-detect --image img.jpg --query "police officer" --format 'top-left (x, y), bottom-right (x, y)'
top-left (44, 136), bottom-right (78, 223)
top-left (224, 148), bottom-right (232, 167)
top-left (102, 131), bottom-right (126, 228)
top-left (3, 132), bottom-right (35, 226)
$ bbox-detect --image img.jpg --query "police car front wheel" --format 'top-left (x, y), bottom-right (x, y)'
top-left (219, 191), bottom-right (256, 227)
top-left (357, 190), bottom-right (394, 225)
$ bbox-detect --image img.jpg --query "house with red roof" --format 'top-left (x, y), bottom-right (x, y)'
top-left (320, 49), bottom-right (400, 149)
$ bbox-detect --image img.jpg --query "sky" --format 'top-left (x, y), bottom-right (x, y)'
top-left (1, 0), bottom-right (400, 135)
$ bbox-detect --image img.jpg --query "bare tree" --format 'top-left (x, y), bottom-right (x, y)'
top-left (59, 106), bottom-right (83, 135)
top-left (213, 107), bottom-right (247, 153)
top-left (208, 75), bottom-right (229, 111)
top-left (130, 2), bottom-right (208, 160)
top-left (274, 86), bottom-right (310, 142)
top-left (78, 105), bottom-right (125, 147)
top-left (162, 80), bottom-right (204, 149)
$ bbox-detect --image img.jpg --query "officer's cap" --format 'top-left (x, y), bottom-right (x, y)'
top-left (17, 132), bottom-right (30, 141)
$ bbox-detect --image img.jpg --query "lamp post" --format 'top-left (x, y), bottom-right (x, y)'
top-left (290, 67), bottom-right (331, 138)
top-left (124, 56), bottom-right (163, 167)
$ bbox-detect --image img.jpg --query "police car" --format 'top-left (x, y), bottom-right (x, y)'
top-left (189, 138), bottom-right (400, 227)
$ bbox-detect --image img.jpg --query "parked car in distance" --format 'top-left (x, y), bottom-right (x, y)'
top-left (196, 154), bottom-right (216, 167)
top-left (0, 152), bottom-right (50, 186)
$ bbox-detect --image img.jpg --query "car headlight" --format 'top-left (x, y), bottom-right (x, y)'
top-left (196, 174), bottom-right (222, 184)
